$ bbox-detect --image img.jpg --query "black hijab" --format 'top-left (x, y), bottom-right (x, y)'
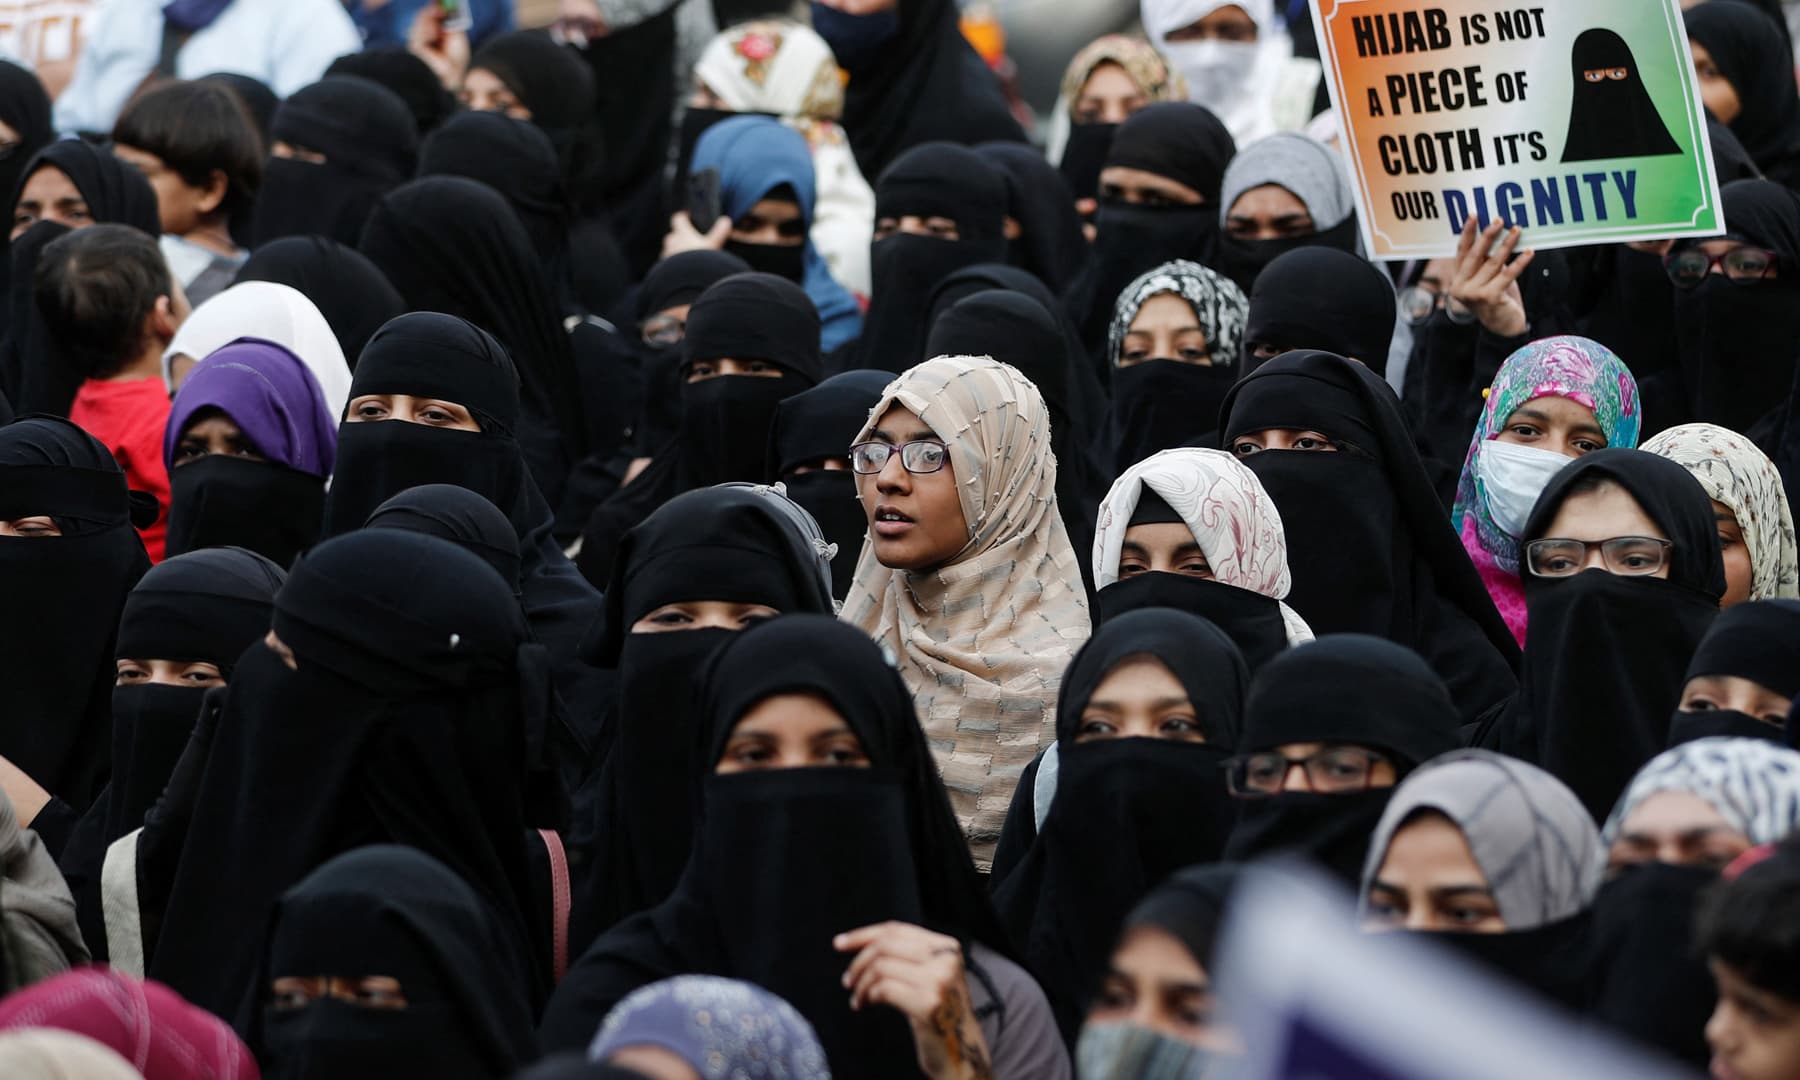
top-left (1119, 862), bottom-right (1243, 978)
top-left (1220, 351), bottom-right (1519, 722)
top-left (364, 484), bottom-right (522, 595)
top-left (197, 72), bottom-right (279, 143)
top-left (1559, 28), bottom-right (1683, 163)
top-left (57, 546), bottom-right (282, 959)
top-left (822, 0), bottom-right (1026, 182)
top-left (246, 845), bottom-right (537, 1080)
top-left (1243, 247), bottom-right (1397, 376)
top-left (543, 614), bottom-right (1011, 1072)
top-left (848, 142), bottom-right (1007, 373)
top-left (768, 370), bottom-right (891, 600)
top-left (926, 287), bottom-right (1104, 594)
top-left (322, 313), bottom-right (603, 736)
top-left (0, 417), bottom-right (150, 811)
top-left (0, 62), bottom-right (53, 213)
top-left (249, 76), bottom-right (418, 247)
top-left (7, 139), bottom-right (159, 235)
top-left (1686, 2), bottom-right (1800, 191)
top-left (1070, 103), bottom-right (1236, 353)
top-left (235, 235), bottom-right (406, 367)
top-left (1670, 599), bottom-right (1800, 746)
top-left (359, 176), bottom-right (587, 495)
top-left (625, 250), bottom-right (754, 461)
top-left (1478, 449), bottom-right (1725, 821)
top-left (994, 610), bottom-right (1247, 1041)
top-left (975, 141), bottom-right (1091, 295)
top-left (325, 48), bottom-right (456, 136)
top-left (1668, 180), bottom-right (1800, 441)
top-left (468, 31), bottom-right (604, 210)
top-left (147, 529), bottom-right (549, 1017)
top-left (569, 484), bottom-right (836, 955)
top-left (578, 273), bottom-right (822, 584)
top-left (1224, 634), bottom-right (1460, 882)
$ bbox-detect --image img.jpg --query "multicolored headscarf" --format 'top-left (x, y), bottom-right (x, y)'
top-left (1643, 423), bottom-right (1800, 602)
top-left (1451, 336), bottom-right (1640, 641)
top-left (1106, 260), bottom-right (1248, 371)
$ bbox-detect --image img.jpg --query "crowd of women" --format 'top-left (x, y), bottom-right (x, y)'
top-left (0, 0), bottom-right (1793, 1076)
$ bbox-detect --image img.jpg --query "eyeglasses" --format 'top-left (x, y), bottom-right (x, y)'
top-left (1396, 284), bottom-right (1441, 325)
top-left (641, 314), bottom-right (685, 349)
top-left (1663, 246), bottom-right (1779, 288)
top-left (1524, 536), bottom-right (1672, 578)
top-left (849, 440), bottom-right (949, 475)
top-left (1224, 747), bottom-right (1391, 798)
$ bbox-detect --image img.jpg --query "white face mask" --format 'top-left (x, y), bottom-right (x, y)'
top-left (1161, 38), bottom-right (1261, 125)
top-left (1476, 440), bottom-right (1577, 538)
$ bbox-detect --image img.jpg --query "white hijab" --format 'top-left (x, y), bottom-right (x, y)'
top-left (1141, 0), bottom-right (1303, 145)
top-left (162, 282), bottom-right (353, 420)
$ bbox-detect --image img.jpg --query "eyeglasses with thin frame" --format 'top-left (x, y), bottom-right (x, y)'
top-left (1224, 746), bottom-right (1391, 798)
top-left (641, 314), bottom-right (684, 349)
top-left (1397, 284), bottom-right (1442, 325)
top-left (1663, 246), bottom-right (1779, 289)
top-left (849, 440), bottom-right (949, 475)
top-left (1525, 536), bottom-right (1672, 578)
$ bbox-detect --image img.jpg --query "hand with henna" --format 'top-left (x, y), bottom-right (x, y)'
top-left (836, 921), bottom-right (995, 1080)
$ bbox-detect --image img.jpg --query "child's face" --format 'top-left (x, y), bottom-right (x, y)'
top-left (1708, 959), bottom-right (1800, 1080)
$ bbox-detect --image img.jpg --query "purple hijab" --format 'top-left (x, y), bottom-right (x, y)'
top-left (164, 338), bottom-right (337, 477)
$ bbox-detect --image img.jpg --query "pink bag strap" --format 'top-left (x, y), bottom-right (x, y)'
top-left (538, 828), bottom-right (571, 982)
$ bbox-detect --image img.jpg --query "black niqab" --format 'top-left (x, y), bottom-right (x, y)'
top-left (1559, 28), bottom-right (1682, 163)
top-left (1221, 351), bottom-right (1519, 722)
top-left (1243, 247), bottom-right (1397, 376)
top-left (148, 530), bottom-right (548, 1017)
top-left (1590, 862), bottom-right (1720, 1068)
top-left (543, 615), bottom-right (1011, 1073)
top-left (235, 235), bottom-right (406, 367)
top-left (1476, 449), bottom-right (1725, 821)
top-left (625, 250), bottom-right (753, 461)
top-left (994, 611), bottom-right (1246, 1041)
top-left (1686, 2), bottom-right (1800, 190)
top-left (249, 76), bottom-right (418, 247)
top-left (468, 30), bottom-right (604, 214)
top-left (246, 846), bottom-right (537, 1080)
top-left (975, 141), bottom-right (1091, 295)
top-left (1224, 635), bottom-right (1460, 882)
top-left (0, 417), bottom-right (150, 811)
top-left (769, 370), bottom-right (891, 600)
top-left (1094, 571), bottom-right (1292, 674)
top-left (1669, 599), bottom-right (1800, 746)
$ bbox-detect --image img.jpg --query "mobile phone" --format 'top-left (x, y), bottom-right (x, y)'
top-left (440, 0), bottom-right (472, 34)
top-left (688, 168), bottom-right (722, 234)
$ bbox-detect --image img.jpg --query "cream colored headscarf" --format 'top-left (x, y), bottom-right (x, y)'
top-left (1643, 423), bottom-right (1800, 601)
top-left (843, 356), bottom-right (1091, 868)
top-left (1092, 447), bottom-right (1314, 645)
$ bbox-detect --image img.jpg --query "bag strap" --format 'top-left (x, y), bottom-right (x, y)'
top-left (538, 828), bottom-right (570, 983)
top-left (101, 828), bottom-right (145, 978)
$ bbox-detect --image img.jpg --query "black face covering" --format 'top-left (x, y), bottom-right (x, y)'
top-left (1104, 359), bottom-right (1236, 476)
top-left (723, 239), bottom-right (806, 283)
top-left (1559, 28), bottom-right (1682, 163)
top-left (1213, 215), bottom-right (1362, 296)
top-left (1397, 910), bottom-right (1597, 1013)
top-left (325, 421), bottom-right (514, 538)
top-left (1087, 202), bottom-right (1220, 329)
top-left (1095, 572), bottom-right (1290, 673)
top-left (677, 376), bottom-right (801, 488)
top-left (1242, 246), bottom-right (1397, 375)
top-left (1590, 862), bottom-right (1720, 1068)
top-left (166, 455), bottom-right (324, 568)
top-left (251, 846), bottom-right (537, 1080)
top-left (1225, 788), bottom-right (1394, 882)
top-left (250, 76), bottom-right (418, 247)
top-left (1060, 122), bottom-right (1116, 202)
top-left (995, 609), bottom-right (1246, 1040)
top-left (1667, 708), bottom-right (1782, 746)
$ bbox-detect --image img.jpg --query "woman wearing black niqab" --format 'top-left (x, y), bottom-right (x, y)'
top-left (0, 417), bottom-right (150, 815)
top-left (0, 62), bottom-right (53, 216)
top-left (768, 370), bottom-right (893, 600)
top-left (1559, 28), bottom-right (1682, 163)
top-left (1220, 350), bottom-right (1520, 723)
top-left (147, 529), bottom-right (552, 1017)
top-left (465, 30), bottom-right (603, 213)
top-left (1668, 599), bottom-right (1800, 747)
top-left (992, 610), bottom-right (1247, 1043)
top-left (577, 273), bottom-right (822, 585)
top-left (358, 176), bottom-right (587, 504)
top-left (620, 249), bottom-right (753, 467)
top-left (844, 142), bottom-right (1007, 373)
top-left (543, 616), bottom-right (1065, 1079)
top-left (245, 845), bottom-right (537, 1080)
top-left (1223, 634), bottom-right (1460, 882)
top-left (321, 313), bottom-right (603, 739)
top-left (235, 236), bottom-right (406, 367)
top-left (1472, 450), bottom-right (1726, 821)
top-left (1242, 246), bottom-right (1398, 377)
top-left (1685, 1), bottom-right (1800, 191)
top-left (566, 482), bottom-right (836, 957)
top-left (974, 141), bottom-right (1090, 295)
top-left (248, 76), bottom-right (418, 248)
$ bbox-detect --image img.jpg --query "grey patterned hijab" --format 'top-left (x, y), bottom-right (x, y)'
top-left (589, 975), bottom-right (830, 1079)
top-left (1359, 749), bottom-right (1605, 930)
top-left (1106, 259), bottom-right (1249, 371)
top-left (1603, 737), bottom-right (1800, 847)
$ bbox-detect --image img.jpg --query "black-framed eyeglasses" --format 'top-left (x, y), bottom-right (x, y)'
top-left (641, 314), bottom-right (685, 349)
top-left (1224, 747), bottom-right (1391, 798)
top-left (1664, 246), bottom-right (1779, 288)
top-left (1525, 536), bottom-right (1672, 578)
top-left (849, 440), bottom-right (949, 475)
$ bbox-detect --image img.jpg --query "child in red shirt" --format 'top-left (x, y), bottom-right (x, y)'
top-left (38, 225), bottom-right (189, 560)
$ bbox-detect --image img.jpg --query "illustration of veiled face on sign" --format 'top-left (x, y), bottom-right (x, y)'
top-left (1562, 28), bottom-right (1683, 162)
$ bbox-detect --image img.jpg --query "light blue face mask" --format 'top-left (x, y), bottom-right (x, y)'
top-left (1476, 440), bottom-right (1577, 539)
top-left (1075, 1021), bottom-right (1219, 1080)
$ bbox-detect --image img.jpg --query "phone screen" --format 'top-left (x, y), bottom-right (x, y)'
top-left (440, 0), bottom-right (471, 33)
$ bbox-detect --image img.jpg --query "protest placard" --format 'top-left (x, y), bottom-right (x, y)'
top-left (1310, 0), bottom-right (1725, 258)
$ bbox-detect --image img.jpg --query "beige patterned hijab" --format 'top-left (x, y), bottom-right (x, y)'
top-left (842, 356), bottom-right (1091, 868)
top-left (1643, 423), bottom-right (1800, 601)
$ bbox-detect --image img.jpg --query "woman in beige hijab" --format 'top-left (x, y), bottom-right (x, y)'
top-left (843, 355), bottom-right (1091, 870)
